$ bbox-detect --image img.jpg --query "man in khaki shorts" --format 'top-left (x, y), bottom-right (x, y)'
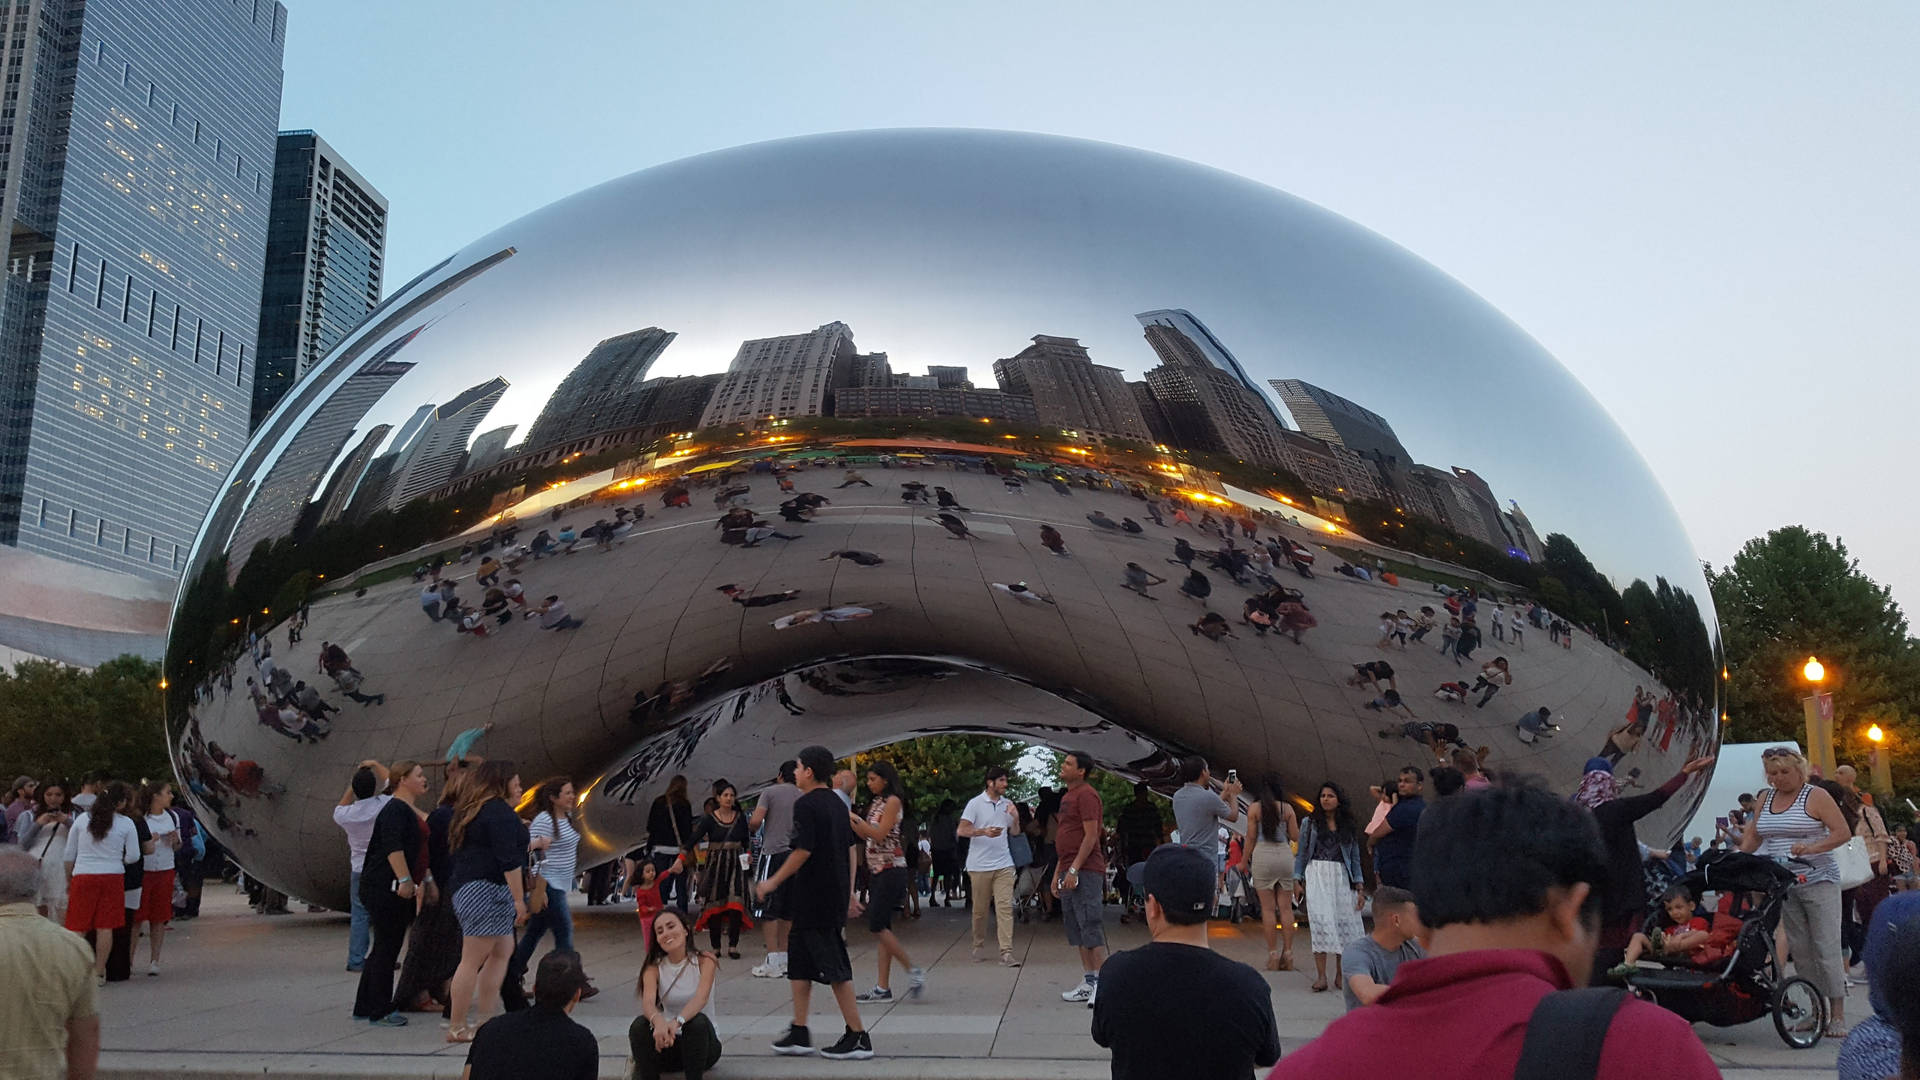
top-left (958, 766), bottom-right (1021, 965)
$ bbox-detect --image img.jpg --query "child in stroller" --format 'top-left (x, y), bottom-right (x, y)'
top-left (1610, 884), bottom-right (1719, 977)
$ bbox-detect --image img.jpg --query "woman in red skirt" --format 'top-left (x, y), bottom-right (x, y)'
top-left (63, 781), bottom-right (143, 984)
top-left (137, 780), bottom-right (182, 976)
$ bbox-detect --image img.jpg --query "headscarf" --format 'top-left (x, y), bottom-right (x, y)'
top-left (1572, 758), bottom-right (1619, 809)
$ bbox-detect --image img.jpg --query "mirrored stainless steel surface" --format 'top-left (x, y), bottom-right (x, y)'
top-left (165, 130), bottom-right (1720, 906)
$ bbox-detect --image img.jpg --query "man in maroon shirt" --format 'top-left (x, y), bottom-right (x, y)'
top-left (1053, 750), bottom-right (1107, 1006)
top-left (1269, 782), bottom-right (1722, 1080)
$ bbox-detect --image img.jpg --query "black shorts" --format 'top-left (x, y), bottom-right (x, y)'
top-left (786, 925), bottom-right (853, 986)
top-left (866, 867), bottom-right (908, 933)
top-left (761, 851), bottom-right (792, 921)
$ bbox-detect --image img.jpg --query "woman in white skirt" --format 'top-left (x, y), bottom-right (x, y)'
top-left (1292, 781), bottom-right (1366, 993)
top-left (16, 779), bottom-right (74, 920)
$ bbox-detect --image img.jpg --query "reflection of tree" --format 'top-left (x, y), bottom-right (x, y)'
top-left (1710, 526), bottom-right (1919, 806)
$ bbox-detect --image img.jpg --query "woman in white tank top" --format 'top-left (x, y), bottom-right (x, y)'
top-left (630, 909), bottom-right (720, 1080)
top-left (1738, 746), bottom-right (1852, 1037)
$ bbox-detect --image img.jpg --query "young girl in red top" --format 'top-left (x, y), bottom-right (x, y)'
top-left (632, 859), bottom-right (675, 954)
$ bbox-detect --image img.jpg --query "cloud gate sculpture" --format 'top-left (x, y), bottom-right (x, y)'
top-left (166, 130), bottom-right (1720, 907)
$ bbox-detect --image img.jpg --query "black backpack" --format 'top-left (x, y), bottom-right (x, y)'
top-left (1513, 988), bottom-right (1627, 1080)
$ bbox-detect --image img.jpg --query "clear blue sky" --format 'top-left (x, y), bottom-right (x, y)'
top-left (279, 1), bottom-right (1919, 616)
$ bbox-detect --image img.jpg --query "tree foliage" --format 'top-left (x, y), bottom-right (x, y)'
top-left (846, 734), bottom-right (1025, 822)
top-left (0, 656), bottom-right (170, 785)
top-left (1710, 526), bottom-right (1920, 815)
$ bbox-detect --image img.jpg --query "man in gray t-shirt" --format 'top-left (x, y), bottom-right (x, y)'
top-left (747, 763), bottom-right (803, 978)
top-left (1340, 886), bottom-right (1425, 1010)
top-left (1171, 757), bottom-right (1241, 865)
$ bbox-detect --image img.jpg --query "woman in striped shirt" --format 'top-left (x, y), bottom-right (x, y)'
top-left (1740, 746), bottom-right (1854, 1038)
top-left (513, 778), bottom-right (581, 973)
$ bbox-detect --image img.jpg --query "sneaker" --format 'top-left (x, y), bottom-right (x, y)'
top-left (1000, 950), bottom-right (1022, 968)
top-left (771, 1024), bottom-right (814, 1056)
top-left (821, 1028), bottom-right (875, 1060)
top-left (856, 986), bottom-right (893, 1002)
top-left (1061, 979), bottom-right (1095, 1003)
top-left (971, 945), bottom-right (985, 962)
top-left (368, 1013), bottom-right (408, 1027)
top-left (751, 958), bottom-right (786, 979)
top-left (908, 968), bottom-right (925, 1001)
top-left (96, 973), bottom-right (106, 988)
top-left (1086, 980), bottom-right (1098, 1008)
top-left (147, 963), bottom-right (160, 977)
top-left (345, 963), bottom-right (363, 973)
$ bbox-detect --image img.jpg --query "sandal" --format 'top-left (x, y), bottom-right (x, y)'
top-left (1279, 949), bottom-right (1294, 971)
top-left (1824, 1024), bottom-right (1850, 1039)
top-left (1266, 950), bottom-right (1281, 971)
top-left (445, 1025), bottom-right (475, 1044)
top-left (1310, 979), bottom-right (1328, 993)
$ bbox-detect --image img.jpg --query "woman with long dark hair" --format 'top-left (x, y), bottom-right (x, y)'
top-left (1292, 781), bottom-right (1365, 992)
top-left (134, 780), bottom-right (181, 976)
top-left (17, 779), bottom-right (74, 921)
top-left (513, 776), bottom-right (584, 971)
top-left (646, 775), bottom-right (694, 912)
top-left (62, 781), bottom-right (143, 984)
top-left (354, 760), bottom-right (429, 1026)
top-left (444, 760), bottom-right (527, 1042)
top-left (847, 761), bottom-right (923, 1001)
top-left (629, 909), bottom-right (722, 1080)
top-left (1238, 774), bottom-right (1299, 971)
top-left (689, 780), bottom-right (752, 958)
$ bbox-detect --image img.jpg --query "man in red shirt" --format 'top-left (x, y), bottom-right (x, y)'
top-left (1269, 781), bottom-right (1722, 1080)
top-left (1053, 750), bottom-right (1107, 1006)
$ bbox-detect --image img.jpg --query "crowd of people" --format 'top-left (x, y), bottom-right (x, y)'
top-left (8, 734), bottom-right (1920, 1080)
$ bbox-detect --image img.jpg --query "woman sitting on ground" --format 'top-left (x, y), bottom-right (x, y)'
top-left (630, 909), bottom-right (721, 1080)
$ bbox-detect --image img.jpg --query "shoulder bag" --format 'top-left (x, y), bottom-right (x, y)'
top-left (1833, 836), bottom-right (1874, 890)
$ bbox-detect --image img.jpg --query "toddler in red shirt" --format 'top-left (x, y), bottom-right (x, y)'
top-left (1611, 886), bottom-right (1712, 976)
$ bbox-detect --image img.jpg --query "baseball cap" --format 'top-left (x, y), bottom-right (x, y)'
top-left (1142, 844), bottom-right (1213, 916)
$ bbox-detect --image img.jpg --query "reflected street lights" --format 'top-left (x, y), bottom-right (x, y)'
top-left (1800, 656), bottom-right (1837, 778)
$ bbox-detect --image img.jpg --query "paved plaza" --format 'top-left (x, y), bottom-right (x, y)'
top-left (93, 889), bottom-right (1839, 1079)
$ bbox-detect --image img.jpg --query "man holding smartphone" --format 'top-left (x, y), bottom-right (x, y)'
top-left (957, 767), bottom-right (1020, 966)
top-left (1172, 757), bottom-right (1242, 895)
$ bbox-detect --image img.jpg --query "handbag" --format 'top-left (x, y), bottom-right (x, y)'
top-left (1007, 834), bottom-right (1033, 869)
top-left (1834, 836), bottom-right (1874, 890)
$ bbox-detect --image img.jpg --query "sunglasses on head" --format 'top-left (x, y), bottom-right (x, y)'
top-left (1761, 746), bottom-right (1802, 760)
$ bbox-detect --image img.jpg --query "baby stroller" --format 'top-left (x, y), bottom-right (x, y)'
top-left (1613, 849), bottom-right (1827, 1048)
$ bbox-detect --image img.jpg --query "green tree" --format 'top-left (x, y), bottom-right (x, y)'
top-left (0, 655), bottom-right (170, 784)
top-left (1709, 527), bottom-right (1920, 815)
top-left (846, 734), bottom-right (1025, 822)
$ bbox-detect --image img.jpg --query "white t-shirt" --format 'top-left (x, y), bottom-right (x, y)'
top-left (64, 814), bottom-right (141, 875)
top-left (332, 795), bottom-right (391, 872)
top-left (961, 792), bottom-right (1016, 871)
top-left (144, 812), bottom-right (179, 872)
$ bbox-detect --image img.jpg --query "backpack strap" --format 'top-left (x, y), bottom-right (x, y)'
top-left (1513, 987), bottom-right (1627, 1080)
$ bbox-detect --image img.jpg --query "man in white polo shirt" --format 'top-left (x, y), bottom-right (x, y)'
top-left (958, 766), bottom-right (1021, 966)
top-left (330, 762), bottom-right (389, 972)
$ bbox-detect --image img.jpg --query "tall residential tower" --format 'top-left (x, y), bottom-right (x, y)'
top-left (251, 131), bottom-right (388, 428)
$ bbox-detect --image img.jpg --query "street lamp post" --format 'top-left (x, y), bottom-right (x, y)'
top-left (1800, 656), bottom-right (1838, 778)
top-left (1865, 724), bottom-right (1893, 799)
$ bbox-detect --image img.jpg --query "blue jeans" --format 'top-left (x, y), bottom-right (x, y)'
top-left (348, 870), bottom-right (369, 967)
top-left (511, 882), bottom-right (574, 968)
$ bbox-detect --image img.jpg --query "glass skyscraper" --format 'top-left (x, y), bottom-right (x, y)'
top-left (0, 0), bottom-right (286, 580)
top-left (251, 130), bottom-right (387, 429)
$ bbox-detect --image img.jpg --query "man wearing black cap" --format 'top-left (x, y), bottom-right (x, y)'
top-left (1092, 844), bottom-right (1280, 1079)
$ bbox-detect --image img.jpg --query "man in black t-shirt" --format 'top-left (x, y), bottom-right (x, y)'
top-left (1093, 844), bottom-right (1280, 1080)
top-left (463, 951), bottom-right (596, 1080)
top-left (754, 744), bottom-right (873, 1060)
